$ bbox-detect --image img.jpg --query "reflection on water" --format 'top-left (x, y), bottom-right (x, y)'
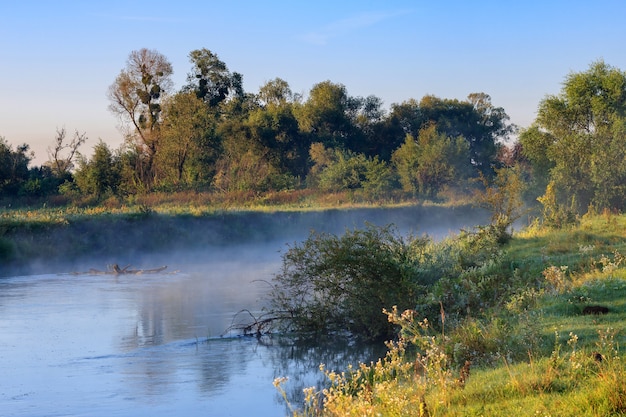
top-left (0, 250), bottom-right (385, 416)
top-left (0, 207), bottom-right (491, 416)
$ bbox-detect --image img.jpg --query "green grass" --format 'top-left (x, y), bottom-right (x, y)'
top-left (283, 213), bottom-right (626, 416)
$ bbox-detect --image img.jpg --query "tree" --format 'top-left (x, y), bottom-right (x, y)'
top-left (0, 137), bottom-right (32, 196)
top-left (185, 48), bottom-right (243, 107)
top-left (390, 134), bottom-right (420, 194)
top-left (307, 143), bottom-right (396, 197)
top-left (257, 77), bottom-right (294, 106)
top-left (392, 125), bottom-right (471, 198)
top-left (73, 140), bottom-right (121, 199)
top-left (419, 94), bottom-right (514, 176)
top-left (474, 166), bottom-right (527, 243)
top-left (213, 136), bottom-right (295, 192)
top-left (352, 94), bottom-right (389, 158)
top-left (518, 126), bottom-right (555, 202)
top-left (247, 87), bottom-right (309, 178)
top-left (467, 92), bottom-right (516, 171)
top-left (157, 92), bottom-right (219, 187)
top-left (46, 127), bottom-right (87, 177)
top-left (294, 81), bottom-right (360, 149)
top-left (108, 48), bottom-right (173, 188)
top-left (530, 60), bottom-right (626, 212)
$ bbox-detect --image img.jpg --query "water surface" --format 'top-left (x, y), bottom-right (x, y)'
top-left (0, 207), bottom-right (491, 416)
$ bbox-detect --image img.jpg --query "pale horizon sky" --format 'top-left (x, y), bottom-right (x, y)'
top-left (2, 1), bottom-right (626, 166)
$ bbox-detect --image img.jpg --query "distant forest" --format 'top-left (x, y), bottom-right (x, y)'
top-left (2, 50), bottom-right (625, 218)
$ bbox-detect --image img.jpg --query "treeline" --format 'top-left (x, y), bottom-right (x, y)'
top-left (0, 47), bottom-right (513, 204)
top-left (2, 51), bottom-right (626, 219)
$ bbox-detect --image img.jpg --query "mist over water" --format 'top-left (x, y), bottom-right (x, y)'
top-left (0, 206), bottom-right (490, 416)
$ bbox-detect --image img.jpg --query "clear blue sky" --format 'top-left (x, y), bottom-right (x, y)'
top-left (2, 0), bottom-right (626, 165)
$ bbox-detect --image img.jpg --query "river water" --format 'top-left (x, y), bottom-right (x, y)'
top-left (0, 207), bottom-right (490, 416)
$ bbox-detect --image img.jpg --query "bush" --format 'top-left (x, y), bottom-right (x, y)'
top-left (270, 224), bottom-right (433, 341)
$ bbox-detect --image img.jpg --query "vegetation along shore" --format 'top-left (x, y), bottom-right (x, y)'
top-left (2, 55), bottom-right (626, 415)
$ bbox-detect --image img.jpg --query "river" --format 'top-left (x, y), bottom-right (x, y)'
top-left (0, 206), bottom-right (490, 416)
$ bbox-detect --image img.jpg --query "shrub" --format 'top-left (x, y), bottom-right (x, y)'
top-left (269, 224), bottom-right (433, 341)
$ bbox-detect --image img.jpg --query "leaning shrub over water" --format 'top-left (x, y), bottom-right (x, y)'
top-left (270, 224), bottom-right (434, 341)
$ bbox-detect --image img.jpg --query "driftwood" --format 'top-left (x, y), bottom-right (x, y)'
top-left (72, 264), bottom-right (171, 276)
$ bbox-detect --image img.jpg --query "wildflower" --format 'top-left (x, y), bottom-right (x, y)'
top-left (273, 376), bottom-right (288, 388)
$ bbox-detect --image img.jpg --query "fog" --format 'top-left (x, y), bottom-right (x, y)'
top-left (3, 205), bottom-right (492, 278)
top-left (0, 206), bottom-right (493, 416)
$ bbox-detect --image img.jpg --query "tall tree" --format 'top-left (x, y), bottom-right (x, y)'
top-left (381, 99), bottom-right (423, 161)
top-left (0, 137), bottom-right (32, 196)
top-left (467, 92), bottom-right (515, 172)
top-left (185, 48), bottom-right (243, 107)
top-left (257, 78), bottom-right (294, 106)
top-left (392, 125), bottom-right (471, 198)
top-left (352, 94), bottom-right (388, 158)
top-left (107, 48), bottom-right (173, 189)
top-left (294, 81), bottom-right (360, 149)
top-left (157, 92), bottom-right (219, 187)
top-left (518, 126), bottom-right (555, 201)
top-left (247, 79), bottom-right (309, 178)
top-left (419, 93), bottom-right (514, 176)
top-left (531, 60), bottom-right (626, 212)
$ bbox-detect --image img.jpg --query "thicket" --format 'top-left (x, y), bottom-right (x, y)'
top-left (267, 212), bottom-right (518, 342)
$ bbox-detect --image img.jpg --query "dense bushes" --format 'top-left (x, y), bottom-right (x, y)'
top-left (268, 218), bottom-right (518, 341)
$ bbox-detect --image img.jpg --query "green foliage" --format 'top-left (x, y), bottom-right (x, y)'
top-left (517, 125), bottom-right (554, 202)
top-left (8, 45), bottom-right (520, 204)
top-left (185, 48), bottom-right (242, 106)
top-left (246, 100), bottom-right (309, 178)
top-left (308, 144), bottom-right (396, 198)
top-left (73, 140), bottom-right (121, 199)
top-left (417, 93), bottom-right (515, 176)
top-left (392, 125), bottom-right (472, 199)
top-left (213, 136), bottom-right (297, 192)
top-left (474, 166), bottom-right (527, 242)
top-left (0, 137), bottom-right (32, 196)
top-left (537, 180), bottom-right (579, 228)
top-left (269, 209), bottom-right (529, 343)
top-left (284, 249), bottom-right (626, 416)
top-left (390, 133), bottom-right (420, 194)
top-left (156, 91), bottom-right (219, 187)
top-left (294, 81), bottom-right (359, 149)
top-left (531, 60), bottom-right (626, 213)
top-left (107, 48), bottom-right (173, 189)
top-left (270, 224), bottom-right (432, 340)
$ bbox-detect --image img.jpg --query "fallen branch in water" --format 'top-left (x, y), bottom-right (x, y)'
top-left (222, 309), bottom-right (287, 338)
top-left (69, 264), bottom-right (175, 275)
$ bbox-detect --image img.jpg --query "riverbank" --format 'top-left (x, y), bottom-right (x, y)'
top-left (0, 203), bottom-right (489, 277)
top-left (280, 212), bottom-right (626, 416)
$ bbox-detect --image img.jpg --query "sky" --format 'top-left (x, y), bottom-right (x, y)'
top-left (2, 0), bottom-right (626, 166)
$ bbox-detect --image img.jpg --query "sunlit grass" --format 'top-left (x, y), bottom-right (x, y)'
top-left (0, 189), bottom-right (427, 230)
top-left (277, 213), bottom-right (626, 416)
top-left (0, 186), bottom-right (477, 230)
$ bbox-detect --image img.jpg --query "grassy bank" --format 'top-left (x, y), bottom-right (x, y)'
top-left (276, 212), bottom-right (626, 416)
